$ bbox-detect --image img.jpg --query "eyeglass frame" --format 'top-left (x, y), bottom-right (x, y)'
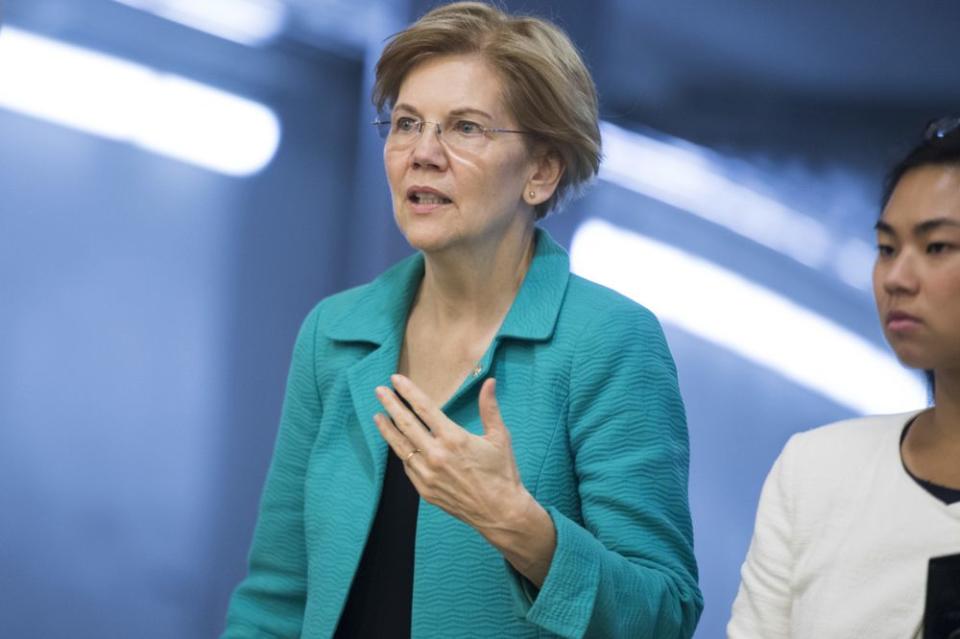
top-left (371, 116), bottom-right (531, 148)
top-left (924, 116), bottom-right (960, 142)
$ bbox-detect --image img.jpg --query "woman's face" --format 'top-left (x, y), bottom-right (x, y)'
top-left (874, 164), bottom-right (960, 372)
top-left (384, 54), bottom-right (545, 255)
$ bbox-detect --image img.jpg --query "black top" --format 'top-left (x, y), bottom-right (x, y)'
top-left (333, 447), bottom-right (420, 638)
top-left (900, 419), bottom-right (960, 505)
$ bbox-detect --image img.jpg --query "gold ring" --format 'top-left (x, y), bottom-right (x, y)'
top-left (404, 449), bottom-right (421, 462)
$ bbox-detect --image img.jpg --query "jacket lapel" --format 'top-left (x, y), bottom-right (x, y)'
top-left (346, 344), bottom-right (399, 480)
top-left (323, 253), bottom-right (425, 480)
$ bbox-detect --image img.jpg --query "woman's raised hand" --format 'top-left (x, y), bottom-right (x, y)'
top-left (374, 374), bottom-right (556, 585)
top-left (373, 375), bottom-right (529, 536)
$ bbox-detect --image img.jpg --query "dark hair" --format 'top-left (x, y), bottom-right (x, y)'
top-left (881, 120), bottom-right (960, 210)
top-left (880, 118), bottom-right (960, 399)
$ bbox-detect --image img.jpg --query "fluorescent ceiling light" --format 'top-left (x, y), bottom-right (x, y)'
top-left (599, 121), bottom-right (875, 291)
top-left (570, 218), bottom-right (927, 415)
top-left (0, 27), bottom-right (281, 176)
top-left (114, 0), bottom-right (287, 46)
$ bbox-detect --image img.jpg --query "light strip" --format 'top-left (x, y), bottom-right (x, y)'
top-left (113, 0), bottom-right (287, 47)
top-left (570, 219), bottom-right (927, 415)
top-left (598, 120), bottom-right (875, 291)
top-left (0, 27), bottom-right (281, 176)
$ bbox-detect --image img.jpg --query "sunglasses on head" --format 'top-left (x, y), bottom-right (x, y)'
top-left (924, 116), bottom-right (960, 142)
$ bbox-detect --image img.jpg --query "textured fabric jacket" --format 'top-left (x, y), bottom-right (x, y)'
top-left (222, 230), bottom-right (702, 639)
top-left (729, 411), bottom-right (960, 638)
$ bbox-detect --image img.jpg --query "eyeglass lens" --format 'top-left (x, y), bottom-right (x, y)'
top-left (373, 118), bottom-right (489, 152)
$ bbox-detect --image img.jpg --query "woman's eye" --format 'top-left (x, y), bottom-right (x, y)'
top-left (876, 244), bottom-right (894, 257)
top-left (395, 117), bottom-right (418, 132)
top-left (926, 242), bottom-right (951, 255)
top-left (453, 120), bottom-right (482, 136)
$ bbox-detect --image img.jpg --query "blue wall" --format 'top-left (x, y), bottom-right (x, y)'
top-left (0, 8), bottom-right (364, 635)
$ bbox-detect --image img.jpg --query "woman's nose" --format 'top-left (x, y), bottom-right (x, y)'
top-left (882, 251), bottom-right (920, 296)
top-left (410, 122), bottom-right (447, 169)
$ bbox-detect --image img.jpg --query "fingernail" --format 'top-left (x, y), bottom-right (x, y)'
top-left (390, 374), bottom-right (403, 385)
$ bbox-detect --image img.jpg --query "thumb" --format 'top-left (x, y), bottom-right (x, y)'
top-left (479, 378), bottom-right (508, 442)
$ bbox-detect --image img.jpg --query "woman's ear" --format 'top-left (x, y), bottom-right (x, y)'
top-left (524, 150), bottom-right (565, 206)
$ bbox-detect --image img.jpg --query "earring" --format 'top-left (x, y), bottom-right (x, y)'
top-left (528, 191), bottom-right (536, 200)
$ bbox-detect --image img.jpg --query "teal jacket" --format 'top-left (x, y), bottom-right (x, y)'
top-left (223, 230), bottom-right (702, 638)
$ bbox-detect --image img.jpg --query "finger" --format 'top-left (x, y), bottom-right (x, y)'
top-left (478, 378), bottom-right (509, 442)
top-left (390, 374), bottom-right (460, 439)
top-left (375, 385), bottom-right (433, 449)
top-left (372, 412), bottom-right (415, 459)
top-left (399, 457), bottom-right (432, 500)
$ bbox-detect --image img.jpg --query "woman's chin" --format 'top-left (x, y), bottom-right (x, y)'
top-left (890, 347), bottom-right (935, 372)
top-left (401, 229), bottom-right (455, 254)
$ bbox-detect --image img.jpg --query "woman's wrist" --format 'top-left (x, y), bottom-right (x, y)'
top-left (482, 488), bottom-right (557, 587)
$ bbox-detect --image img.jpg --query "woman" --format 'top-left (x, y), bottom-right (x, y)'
top-left (222, 3), bottom-right (702, 638)
top-left (728, 116), bottom-right (960, 638)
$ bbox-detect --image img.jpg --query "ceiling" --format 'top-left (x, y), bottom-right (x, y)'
top-left (267, 0), bottom-right (960, 162)
top-left (6, 0), bottom-right (956, 172)
top-left (9, 0), bottom-right (958, 110)
top-left (276, 0), bottom-right (960, 105)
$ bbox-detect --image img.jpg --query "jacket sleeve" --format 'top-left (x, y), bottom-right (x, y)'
top-left (727, 435), bottom-right (799, 638)
top-left (221, 306), bottom-right (323, 638)
top-left (508, 304), bottom-right (703, 639)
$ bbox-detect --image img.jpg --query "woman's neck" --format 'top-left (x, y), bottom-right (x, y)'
top-left (416, 224), bottom-right (536, 330)
top-left (930, 368), bottom-right (960, 444)
top-left (903, 367), bottom-right (960, 489)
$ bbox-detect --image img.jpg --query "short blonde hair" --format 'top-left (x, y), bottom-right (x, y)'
top-left (373, 1), bottom-right (601, 219)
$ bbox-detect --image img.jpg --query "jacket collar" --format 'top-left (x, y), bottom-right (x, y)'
top-left (497, 228), bottom-right (569, 341)
top-left (323, 250), bottom-right (424, 347)
top-left (323, 228), bottom-right (569, 346)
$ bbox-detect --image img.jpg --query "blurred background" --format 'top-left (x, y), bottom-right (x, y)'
top-left (1, 0), bottom-right (957, 636)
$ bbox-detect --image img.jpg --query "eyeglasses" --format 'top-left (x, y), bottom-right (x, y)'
top-left (372, 116), bottom-right (529, 152)
top-left (924, 116), bottom-right (960, 142)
